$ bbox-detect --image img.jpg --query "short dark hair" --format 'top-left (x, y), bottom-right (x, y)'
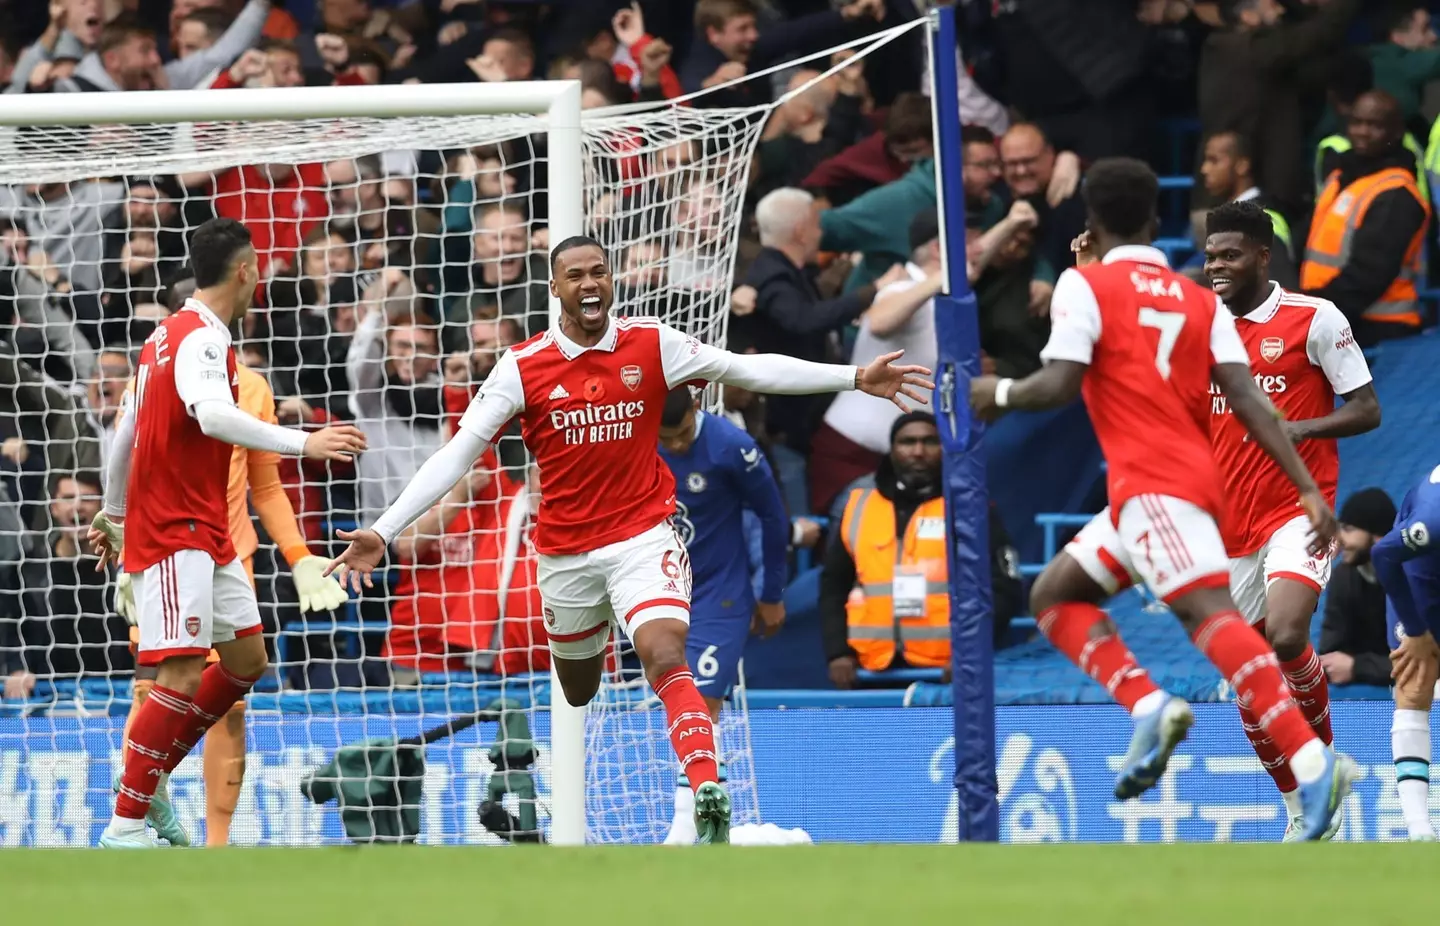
top-left (1082, 158), bottom-right (1158, 239)
top-left (189, 218), bottom-right (253, 288)
top-left (485, 27), bottom-right (534, 60)
top-left (99, 15), bottom-right (153, 56)
top-left (661, 386), bottom-right (695, 427)
top-left (884, 93), bottom-right (933, 146)
top-left (166, 273), bottom-right (197, 311)
top-left (550, 234), bottom-right (607, 271)
top-left (1205, 200), bottom-right (1274, 249)
top-left (60, 470), bottom-right (103, 494)
top-left (960, 125), bottom-right (995, 147)
top-left (1206, 130), bottom-right (1251, 162)
top-left (181, 8), bottom-right (233, 40)
top-left (576, 58), bottom-right (630, 106)
top-left (696, 0), bottom-right (759, 33)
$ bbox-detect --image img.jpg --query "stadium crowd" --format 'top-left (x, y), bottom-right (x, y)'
top-left (0, 0), bottom-right (1433, 697)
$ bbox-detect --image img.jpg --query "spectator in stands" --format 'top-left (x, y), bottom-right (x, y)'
top-left (83, 348), bottom-right (131, 470)
top-left (998, 122), bottom-right (1084, 277)
top-left (679, 0), bottom-right (884, 107)
top-left (448, 201), bottom-right (549, 335)
top-left (200, 160), bottom-right (329, 279)
top-left (752, 65), bottom-right (866, 202)
top-left (1198, 0), bottom-right (1362, 213)
top-left (1367, 5), bottom-right (1440, 129)
top-left (0, 217), bottom-right (96, 386)
top-left (0, 178), bottom-right (125, 301)
top-left (1300, 90), bottom-right (1429, 345)
top-left (1197, 131), bottom-right (1297, 287)
top-left (741, 187), bottom-right (906, 513)
top-left (820, 412), bottom-right (1021, 688)
top-left (216, 37), bottom-right (304, 88)
top-left (972, 202), bottom-right (1054, 378)
top-left (960, 126), bottom-right (1006, 229)
top-left (1320, 487), bottom-right (1397, 687)
top-left (811, 208), bottom-right (943, 515)
top-left (346, 305), bottom-right (444, 528)
top-left (15, 471), bottom-right (131, 684)
top-left (802, 90), bottom-right (933, 208)
top-left (7, 0), bottom-right (98, 94)
top-left (819, 148), bottom-right (937, 291)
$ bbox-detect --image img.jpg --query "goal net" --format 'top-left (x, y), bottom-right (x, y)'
top-left (0, 83), bottom-right (766, 846)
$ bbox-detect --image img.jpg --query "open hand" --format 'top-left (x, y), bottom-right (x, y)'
top-left (1391, 631), bottom-right (1440, 692)
top-left (303, 424), bottom-right (367, 462)
top-left (856, 349), bottom-right (934, 412)
top-left (325, 527), bottom-right (387, 593)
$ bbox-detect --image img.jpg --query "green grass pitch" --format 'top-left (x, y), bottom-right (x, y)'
top-left (3, 844), bottom-right (1432, 925)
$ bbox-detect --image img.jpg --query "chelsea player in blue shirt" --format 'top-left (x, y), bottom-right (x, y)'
top-left (656, 386), bottom-right (789, 843)
top-left (1372, 463), bottom-right (1440, 840)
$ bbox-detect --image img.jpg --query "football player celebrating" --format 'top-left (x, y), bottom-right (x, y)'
top-left (969, 158), bottom-right (1353, 840)
top-left (327, 236), bottom-right (931, 844)
top-left (1203, 200), bottom-right (1380, 839)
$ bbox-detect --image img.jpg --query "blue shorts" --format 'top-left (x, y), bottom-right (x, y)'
top-left (1384, 598), bottom-right (1440, 650)
top-left (687, 610), bottom-right (751, 698)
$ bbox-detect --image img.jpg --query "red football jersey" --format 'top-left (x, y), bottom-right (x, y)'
top-left (1210, 286), bottom-right (1371, 556)
top-left (458, 316), bottom-right (748, 555)
top-left (1041, 245), bottom-right (1250, 521)
top-left (124, 302), bottom-right (239, 572)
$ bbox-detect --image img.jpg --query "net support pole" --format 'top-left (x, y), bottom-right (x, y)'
top-left (544, 81), bottom-right (588, 847)
top-left (927, 5), bottom-right (999, 842)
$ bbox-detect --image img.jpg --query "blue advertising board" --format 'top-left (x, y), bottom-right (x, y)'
top-left (0, 702), bottom-right (1426, 846)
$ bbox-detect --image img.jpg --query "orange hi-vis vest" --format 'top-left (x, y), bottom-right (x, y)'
top-left (839, 487), bottom-right (950, 671)
top-left (1301, 166), bottom-right (1429, 328)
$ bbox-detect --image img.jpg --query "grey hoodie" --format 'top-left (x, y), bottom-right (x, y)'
top-left (55, 0), bottom-right (269, 92)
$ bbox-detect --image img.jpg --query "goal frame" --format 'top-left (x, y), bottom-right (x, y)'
top-left (0, 80), bottom-right (588, 847)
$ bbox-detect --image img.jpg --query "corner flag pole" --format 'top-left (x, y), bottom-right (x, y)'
top-left (927, 4), bottom-right (999, 842)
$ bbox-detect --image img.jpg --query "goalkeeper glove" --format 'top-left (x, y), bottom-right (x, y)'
top-left (89, 511), bottom-right (124, 567)
top-left (292, 555), bottom-right (349, 613)
top-left (115, 571), bottom-right (137, 625)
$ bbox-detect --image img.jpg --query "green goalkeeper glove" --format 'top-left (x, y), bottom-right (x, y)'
top-left (88, 511), bottom-right (124, 571)
top-left (115, 571), bottom-right (137, 625)
top-left (292, 555), bottom-right (349, 613)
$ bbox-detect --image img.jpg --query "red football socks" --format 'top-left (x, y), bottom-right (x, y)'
top-left (115, 685), bottom-right (193, 820)
top-left (1037, 602), bottom-right (1160, 713)
top-left (1193, 612), bottom-right (1314, 759)
top-left (164, 663), bottom-right (260, 774)
top-left (1280, 644), bottom-right (1333, 746)
top-left (1238, 696), bottom-right (1297, 792)
top-left (654, 666), bottom-right (718, 794)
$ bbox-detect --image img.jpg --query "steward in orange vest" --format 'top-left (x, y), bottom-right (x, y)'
top-left (1301, 90), bottom-right (1431, 345)
top-left (820, 412), bottom-right (952, 680)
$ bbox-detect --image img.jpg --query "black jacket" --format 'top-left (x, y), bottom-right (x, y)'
top-left (742, 246), bottom-right (874, 450)
top-left (678, 9), bottom-right (856, 108)
top-left (1303, 146), bottom-right (1429, 327)
top-left (819, 460), bottom-right (1022, 665)
top-left (1198, 0), bottom-right (1361, 211)
top-left (1319, 561), bottom-right (1392, 688)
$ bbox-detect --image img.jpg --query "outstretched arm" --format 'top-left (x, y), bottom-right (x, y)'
top-left (657, 324), bottom-right (932, 410)
top-left (970, 266), bottom-right (1093, 419)
top-left (328, 353), bottom-right (523, 589)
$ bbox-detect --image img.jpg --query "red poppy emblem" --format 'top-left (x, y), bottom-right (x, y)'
top-left (621, 365), bottom-right (643, 391)
top-left (583, 377), bottom-right (606, 402)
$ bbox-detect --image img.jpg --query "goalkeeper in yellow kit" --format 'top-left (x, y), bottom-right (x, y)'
top-left (115, 362), bottom-right (347, 846)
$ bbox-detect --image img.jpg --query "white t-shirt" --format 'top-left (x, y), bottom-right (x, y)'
top-left (822, 263), bottom-right (938, 454)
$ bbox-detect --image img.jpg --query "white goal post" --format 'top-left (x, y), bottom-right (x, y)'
top-left (0, 81), bottom-right (593, 844)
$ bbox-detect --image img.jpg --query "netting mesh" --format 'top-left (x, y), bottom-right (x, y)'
top-left (0, 96), bottom-right (767, 846)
